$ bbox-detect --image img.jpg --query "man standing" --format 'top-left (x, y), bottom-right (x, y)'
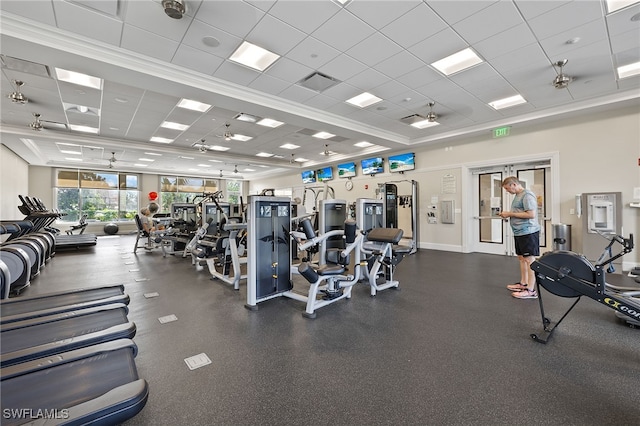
top-left (499, 176), bottom-right (540, 299)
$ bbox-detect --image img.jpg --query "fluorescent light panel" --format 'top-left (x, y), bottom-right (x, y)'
top-left (354, 141), bottom-right (373, 148)
top-left (257, 118), bottom-right (284, 128)
top-left (431, 48), bottom-right (483, 76)
top-left (411, 119), bottom-right (440, 129)
top-left (60, 150), bottom-right (82, 155)
top-left (69, 124), bottom-right (99, 134)
top-left (280, 143), bottom-right (300, 150)
top-left (618, 61), bottom-right (640, 79)
top-left (606, 0), bottom-right (638, 13)
top-left (346, 92), bottom-right (383, 108)
top-left (55, 68), bottom-right (102, 89)
top-left (488, 94), bottom-right (527, 110)
top-left (177, 98), bottom-right (211, 112)
top-left (313, 131), bottom-right (335, 139)
top-left (230, 134), bottom-right (252, 142)
top-left (209, 146), bottom-right (230, 152)
top-left (138, 158), bottom-right (155, 162)
top-left (65, 157), bottom-right (82, 162)
top-left (144, 152), bottom-right (162, 156)
top-left (150, 137), bottom-right (174, 143)
top-left (256, 152), bottom-right (274, 157)
top-left (161, 121), bottom-right (190, 131)
top-left (229, 41), bottom-right (280, 72)
top-left (295, 157), bottom-right (308, 162)
top-left (234, 113), bottom-right (259, 123)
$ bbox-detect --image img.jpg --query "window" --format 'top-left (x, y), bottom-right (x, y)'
top-left (55, 170), bottom-right (140, 222)
top-left (160, 176), bottom-right (219, 212)
top-left (226, 180), bottom-right (242, 205)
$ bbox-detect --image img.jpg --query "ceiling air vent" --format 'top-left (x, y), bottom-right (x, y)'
top-left (400, 114), bottom-right (428, 125)
top-left (1, 55), bottom-right (51, 77)
top-left (297, 72), bottom-right (341, 92)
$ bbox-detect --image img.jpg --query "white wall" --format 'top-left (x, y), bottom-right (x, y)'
top-left (250, 106), bottom-right (640, 267)
top-left (1, 144), bottom-right (29, 221)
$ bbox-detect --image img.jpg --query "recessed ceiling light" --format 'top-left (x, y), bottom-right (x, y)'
top-left (229, 41), bottom-right (280, 72)
top-left (617, 61), bottom-right (640, 79)
top-left (431, 48), bottom-right (483, 76)
top-left (144, 152), bottom-right (163, 156)
top-left (197, 164), bottom-right (212, 168)
top-left (179, 156), bottom-right (195, 160)
top-left (133, 164), bottom-right (149, 167)
top-left (280, 143), bottom-right (300, 150)
top-left (177, 98), bottom-right (212, 112)
top-left (210, 146), bottom-right (230, 152)
top-left (69, 124), bottom-right (99, 134)
top-left (244, 168), bottom-right (256, 172)
top-left (114, 97), bottom-right (128, 103)
top-left (346, 92), bottom-right (383, 108)
top-left (55, 68), bottom-right (103, 89)
top-left (150, 136), bottom-right (174, 143)
top-left (65, 157), bottom-right (83, 162)
top-left (60, 150), bottom-right (82, 155)
top-left (313, 131), bottom-right (335, 139)
top-left (138, 158), bottom-right (155, 162)
top-left (257, 118), bottom-right (284, 128)
top-left (295, 157), bottom-right (309, 162)
top-left (488, 94), bottom-right (527, 110)
top-left (354, 141), bottom-right (373, 148)
top-left (256, 152), bottom-right (274, 157)
top-left (161, 121), bottom-right (190, 131)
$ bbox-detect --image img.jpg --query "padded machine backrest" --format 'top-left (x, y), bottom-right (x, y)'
top-left (134, 215), bottom-right (149, 237)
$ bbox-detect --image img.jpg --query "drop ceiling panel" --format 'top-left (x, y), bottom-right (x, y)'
top-left (182, 19), bottom-right (242, 59)
top-left (212, 61), bottom-right (260, 87)
top-left (246, 14), bottom-right (307, 56)
top-left (121, 25), bottom-right (179, 61)
top-left (248, 73), bottom-right (291, 95)
top-left (526, 1), bottom-right (605, 40)
top-left (266, 57), bottom-right (314, 84)
top-left (407, 27), bottom-right (469, 65)
top-left (194, 0), bottom-right (264, 39)
top-left (171, 44), bottom-right (224, 75)
top-left (453, 1), bottom-right (524, 45)
top-left (311, 9), bottom-right (376, 53)
top-left (347, 0), bottom-right (422, 30)
top-left (319, 54), bottom-right (368, 82)
top-left (374, 50), bottom-right (426, 80)
top-left (379, 3), bottom-right (448, 49)
top-left (53, 0), bottom-right (124, 46)
top-left (346, 32), bottom-right (404, 68)
top-left (268, 0), bottom-right (340, 33)
top-left (426, 1), bottom-right (496, 26)
top-left (1, 0), bottom-right (57, 26)
top-left (345, 68), bottom-right (389, 92)
top-left (474, 24), bottom-right (538, 60)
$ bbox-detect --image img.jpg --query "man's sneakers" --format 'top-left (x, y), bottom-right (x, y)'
top-left (511, 289), bottom-right (538, 299)
top-left (507, 283), bottom-right (527, 291)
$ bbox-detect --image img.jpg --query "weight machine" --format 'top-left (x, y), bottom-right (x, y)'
top-left (530, 233), bottom-right (638, 343)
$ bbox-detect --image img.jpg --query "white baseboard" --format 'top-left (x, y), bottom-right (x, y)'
top-left (418, 242), bottom-right (463, 253)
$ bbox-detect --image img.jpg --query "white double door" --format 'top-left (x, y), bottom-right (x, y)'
top-left (471, 162), bottom-right (550, 256)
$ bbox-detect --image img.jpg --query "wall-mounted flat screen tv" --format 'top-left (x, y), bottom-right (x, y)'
top-left (316, 166), bottom-right (333, 182)
top-left (301, 170), bottom-right (316, 184)
top-left (388, 152), bottom-right (415, 173)
top-left (337, 162), bottom-right (356, 178)
top-left (361, 157), bottom-right (384, 175)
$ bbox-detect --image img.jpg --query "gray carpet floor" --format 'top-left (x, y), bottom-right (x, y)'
top-left (15, 234), bottom-right (640, 425)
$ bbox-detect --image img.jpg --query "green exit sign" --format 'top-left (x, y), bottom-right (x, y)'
top-left (493, 126), bottom-right (511, 138)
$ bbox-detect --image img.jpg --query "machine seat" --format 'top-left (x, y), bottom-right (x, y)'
top-left (393, 244), bottom-right (412, 254)
top-left (367, 228), bottom-right (403, 244)
top-left (316, 264), bottom-right (346, 276)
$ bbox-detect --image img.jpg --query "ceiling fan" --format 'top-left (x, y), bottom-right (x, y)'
top-left (216, 123), bottom-right (234, 141)
top-left (29, 113), bottom-right (67, 131)
top-left (426, 102), bottom-right (438, 122)
top-left (553, 59), bottom-right (572, 89)
top-left (107, 152), bottom-right (118, 169)
top-left (8, 80), bottom-right (28, 104)
top-left (191, 139), bottom-right (209, 153)
top-left (321, 144), bottom-right (336, 156)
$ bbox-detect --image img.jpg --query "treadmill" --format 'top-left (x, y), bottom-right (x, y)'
top-left (0, 285), bottom-right (129, 324)
top-left (1, 339), bottom-right (148, 426)
top-left (1, 303), bottom-right (136, 367)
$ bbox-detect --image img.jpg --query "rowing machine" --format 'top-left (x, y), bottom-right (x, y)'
top-left (530, 233), bottom-right (637, 343)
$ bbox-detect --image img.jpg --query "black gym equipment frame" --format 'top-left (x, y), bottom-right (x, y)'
top-left (530, 233), bottom-right (637, 343)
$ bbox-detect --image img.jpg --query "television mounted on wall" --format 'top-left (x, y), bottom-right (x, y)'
top-left (316, 166), bottom-right (333, 182)
top-left (301, 170), bottom-right (316, 184)
top-left (361, 157), bottom-right (384, 175)
top-left (337, 162), bottom-right (356, 178)
top-left (388, 152), bottom-right (415, 173)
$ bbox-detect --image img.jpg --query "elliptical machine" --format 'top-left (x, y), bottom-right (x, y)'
top-left (530, 232), bottom-right (638, 343)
